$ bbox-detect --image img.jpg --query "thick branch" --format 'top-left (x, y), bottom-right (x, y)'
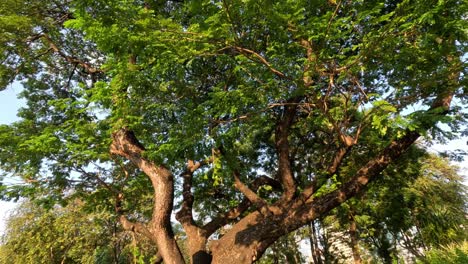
top-left (233, 170), bottom-right (269, 214)
top-left (175, 159), bottom-right (214, 262)
top-left (299, 146), bottom-right (350, 202)
top-left (289, 130), bottom-right (421, 226)
top-left (176, 159), bottom-right (207, 226)
top-left (275, 98), bottom-right (300, 202)
top-left (119, 215), bottom-right (154, 242)
top-left (119, 214), bottom-right (163, 264)
top-left (203, 175), bottom-right (281, 235)
top-left (110, 128), bottom-right (184, 264)
top-left (203, 199), bottom-right (251, 235)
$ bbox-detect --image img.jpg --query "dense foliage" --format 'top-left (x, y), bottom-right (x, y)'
top-left (418, 241), bottom-right (468, 264)
top-left (315, 151), bottom-right (467, 263)
top-left (0, 0), bottom-right (466, 263)
top-left (0, 200), bottom-right (117, 264)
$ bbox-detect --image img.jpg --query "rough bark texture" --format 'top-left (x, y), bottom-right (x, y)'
top-left (309, 222), bottom-right (323, 264)
top-left (110, 129), bottom-right (185, 264)
top-left (275, 98), bottom-right (300, 202)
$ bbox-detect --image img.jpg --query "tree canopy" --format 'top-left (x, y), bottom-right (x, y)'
top-left (0, 0), bottom-right (466, 263)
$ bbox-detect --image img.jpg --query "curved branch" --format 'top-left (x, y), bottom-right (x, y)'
top-left (203, 175), bottom-right (281, 235)
top-left (176, 159), bottom-right (212, 226)
top-left (41, 33), bottom-right (103, 74)
top-left (299, 146), bottom-right (350, 203)
top-left (276, 97), bottom-right (300, 203)
top-left (233, 170), bottom-right (269, 215)
top-left (175, 159), bottom-right (212, 261)
top-left (110, 128), bottom-right (184, 264)
top-left (119, 215), bottom-right (154, 242)
top-left (234, 46), bottom-right (289, 79)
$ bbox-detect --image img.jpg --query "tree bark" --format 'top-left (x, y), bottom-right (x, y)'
top-left (348, 214), bottom-right (362, 264)
top-left (309, 221), bottom-right (323, 264)
top-left (110, 129), bottom-right (185, 264)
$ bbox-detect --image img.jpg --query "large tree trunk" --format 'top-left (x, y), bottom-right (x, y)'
top-left (183, 227), bottom-right (212, 263)
top-left (210, 212), bottom-right (299, 264)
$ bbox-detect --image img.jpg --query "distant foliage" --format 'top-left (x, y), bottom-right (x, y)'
top-left (0, 200), bottom-right (154, 264)
top-left (418, 241), bottom-right (468, 264)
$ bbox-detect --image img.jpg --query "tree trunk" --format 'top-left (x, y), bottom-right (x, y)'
top-left (210, 212), bottom-right (266, 263)
top-left (348, 215), bottom-right (362, 264)
top-left (309, 221), bottom-right (323, 264)
top-left (111, 129), bottom-right (185, 264)
top-left (184, 228), bottom-right (212, 264)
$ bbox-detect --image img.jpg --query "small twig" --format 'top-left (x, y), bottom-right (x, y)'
top-left (41, 33), bottom-right (103, 74)
top-left (325, 0), bottom-right (344, 37)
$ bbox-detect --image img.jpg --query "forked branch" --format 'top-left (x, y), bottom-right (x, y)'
top-left (289, 88), bottom-right (456, 227)
top-left (110, 128), bottom-right (184, 264)
top-left (275, 97), bottom-right (300, 203)
top-left (203, 175), bottom-right (281, 235)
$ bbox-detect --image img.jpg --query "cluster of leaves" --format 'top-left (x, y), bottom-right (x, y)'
top-left (0, 200), bottom-right (109, 263)
top-left (298, 149), bottom-right (467, 263)
top-left (417, 241), bottom-right (468, 264)
top-left (0, 199), bottom-right (161, 264)
top-left (355, 152), bottom-right (466, 251)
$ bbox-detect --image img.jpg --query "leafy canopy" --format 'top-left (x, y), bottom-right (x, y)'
top-left (0, 0), bottom-right (466, 262)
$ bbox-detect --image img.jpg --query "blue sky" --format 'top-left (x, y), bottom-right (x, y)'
top-left (0, 84), bottom-right (24, 125)
top-left (0, 83), bottom-right (25, 234)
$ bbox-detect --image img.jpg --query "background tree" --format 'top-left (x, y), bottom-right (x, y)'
top-left (417, 241), bottom-right (468, 264)
top-left (258, 231), bottom-right (305, 264)
top-left (315, 148), bottom-right (467, 263)
top-left (0, 200), bottom-right (124, 264)
top-left (0, 0), bottom-right (466, 263)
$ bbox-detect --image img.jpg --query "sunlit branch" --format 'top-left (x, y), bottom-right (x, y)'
top-left (233, 170), bottom-right (269, 215)
top-left (41, 33), bottom-right (103, 74)
top-left (203, 175), bottom-right (281, 235)
top-left (119, 215), bottom-right (154, 241)
top-left (234, 46), bottom-right (289, 80)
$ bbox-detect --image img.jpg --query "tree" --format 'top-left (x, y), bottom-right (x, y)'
top-left (0, 0), bottom-right (466, 263)
top-left (257, 231), bottom-right (305, 264)
top-left (313, 149), bottom-right (467, 263)
top-left (365, 152), bottom-right (467, 262)
top-left (0, 200), bottom-right (127, 264)
top-left (418, 241), bottom-right (468, 264)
